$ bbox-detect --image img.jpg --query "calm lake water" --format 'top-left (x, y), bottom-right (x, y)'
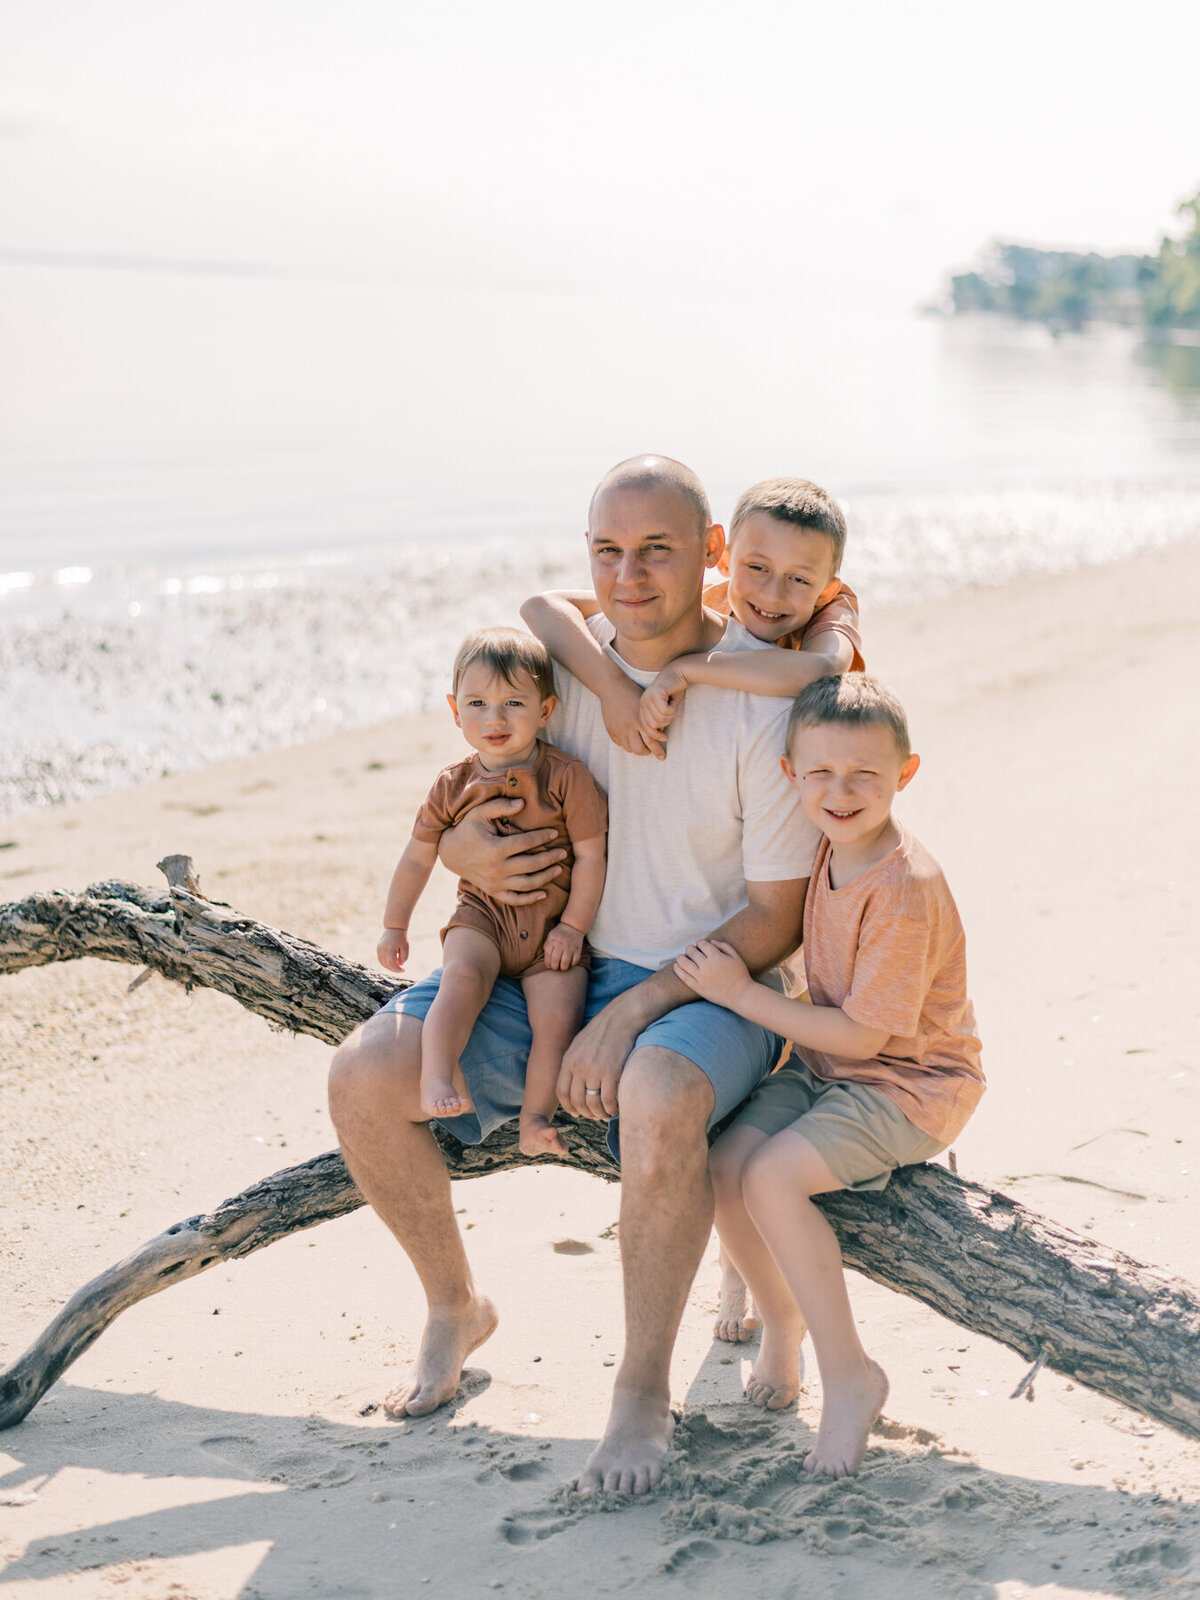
top-left (2, 260), bottom-right (1199, 813)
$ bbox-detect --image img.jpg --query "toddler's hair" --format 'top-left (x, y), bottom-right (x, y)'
top-left (730, 478), bottom-right (847, 573)
top-left (787, 673), bottom-right (911, 760)
top-left (452, 627), bottom-right (556, 703)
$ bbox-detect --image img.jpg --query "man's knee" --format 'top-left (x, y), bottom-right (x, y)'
top-left (617, 1047), bottom-right (713, 1159)
top-left (328, 1011), bottom-right (423, 1134)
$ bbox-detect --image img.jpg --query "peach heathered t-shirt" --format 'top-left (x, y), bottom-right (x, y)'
top-left (796, 828), bottom-right (984, 1143)
top-left (703, 577), bottom-right (865, 672)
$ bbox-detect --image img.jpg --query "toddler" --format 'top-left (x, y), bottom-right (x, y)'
top-left (377, 627), bottom-right (608, 1157)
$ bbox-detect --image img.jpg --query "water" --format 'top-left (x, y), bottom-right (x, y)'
top-left (3, 261), bottom-right (1200, 814)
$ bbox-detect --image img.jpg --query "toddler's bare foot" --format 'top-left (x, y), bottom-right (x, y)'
top-left (804, 1359), bottom-right (888, 1478)
top-left (420, 1072), bottom-right (473, 1120)
top-left (519, 1113), bottom-right (568, 1159)
top-left (744, 1317), bottom-right (805, 1410)
top-left (383, 1296), bottom-right (498, 1418)
top-left (576, 1387), bottom-right (676, 1496)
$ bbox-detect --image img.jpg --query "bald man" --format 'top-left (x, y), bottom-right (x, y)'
top-left (328, 456), bottom-right (816, 1494)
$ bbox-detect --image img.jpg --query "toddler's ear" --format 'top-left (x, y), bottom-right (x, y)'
top-left (447, 692), bottom-right (462, 728)
top-left (897, 752), bottom-right (921, 790)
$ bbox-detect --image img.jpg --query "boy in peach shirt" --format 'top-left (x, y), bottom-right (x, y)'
top-left (675, 673), bottom-right (983, 1478)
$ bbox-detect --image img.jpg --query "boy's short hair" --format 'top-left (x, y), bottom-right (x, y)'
top-left (787, 673), bottom-right (911, 761)
top-left (452, 627), bottom-right (556, 703)
top-left (730, 477), bottom-right (847, 573)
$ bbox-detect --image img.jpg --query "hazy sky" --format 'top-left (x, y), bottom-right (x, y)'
top-left (3, 0), bottom-right (1199, 306)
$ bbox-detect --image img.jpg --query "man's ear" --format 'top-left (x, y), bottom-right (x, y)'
top-left (446, 692), bottom-right (462, 728)
top-left (897, 752), bottom-right (921, 790)
top-left (705, 523), bottom-right (726, 571)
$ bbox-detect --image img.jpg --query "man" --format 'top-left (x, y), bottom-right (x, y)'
top-left (328, 455), bottom-right (815, 1494)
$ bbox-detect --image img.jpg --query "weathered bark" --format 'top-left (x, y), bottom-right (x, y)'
top-left (3, 863), bottom-right (1198, 1440)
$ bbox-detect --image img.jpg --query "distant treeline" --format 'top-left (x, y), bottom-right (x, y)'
top-left (949, 190), bottom-right (1200, 334)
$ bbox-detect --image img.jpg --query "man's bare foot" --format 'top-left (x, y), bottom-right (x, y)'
top-left (744, 1316), bottom-right (805, 1410)
top-left (576, 1389), bottom-right (676, 1496)
top-left (713, 1276), bottom-right (761, 1343)
top-left (804, 1359), bottom-right (888, 1477)
top-left (383, 1297), bottom-right (498, 1418)
top-left (420, 1072), bottom-right (474, 1121)
top-left (519, 1113), bottom-right (568, 1159)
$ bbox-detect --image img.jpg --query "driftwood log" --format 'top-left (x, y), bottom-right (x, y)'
top-left (2, 859), bottom-right (1198, 1441)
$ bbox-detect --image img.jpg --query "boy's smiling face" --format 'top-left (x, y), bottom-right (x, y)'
top-left (783, 720), bottom-right (919, 850)
top-left (448, 664), bottom-right (555, 770)
top-left (724, 512), bottom-right (838, 643)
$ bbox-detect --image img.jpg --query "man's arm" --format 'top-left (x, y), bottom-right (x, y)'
top-left (521, 590), bottom-right (662, 758)
top-left (556, 875), bottom-right (808, 1118)
top-left (438, 797), bottom-right (568, 906)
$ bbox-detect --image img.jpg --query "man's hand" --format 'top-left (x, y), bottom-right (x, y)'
top-left (543, 921), bottom-right (585, 971)
top-left (638, 662), bottom-right (689, 751)
top-left (555, 997), bottom-right (644, 1121)
top-left (602, 675), bottom-right (665, 759)
top-left (674, 938), bottom-right (755, 1013)
top-left (439, 796), bottom-right (567, 906)
top-left (376, 928), bottom-right (409, 972)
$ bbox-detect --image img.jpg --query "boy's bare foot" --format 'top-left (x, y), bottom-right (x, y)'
top-left (383, 1296), bottom-right (498, 1418)
top-left (576, 1389), bottom-right (676, 1496)
top-left (744, 1317), bottom-right (805, 1410)
top-left (804, 1359), bottom-right (888, 1478)
top-left (518, 1113), bottom-right (568, 1159)
top-left (713, 1278), bottom-right (761, 1343)
top-left (420, 1073), bottom-right (474, 1121)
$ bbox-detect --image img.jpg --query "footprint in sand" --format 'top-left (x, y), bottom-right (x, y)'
top-left (1111, 1538), bottom-right (1192, 1575)
top-left (199, 1434), bottom-right (356, 1489)
top-left (658, 1540), bottom-right (718, 1574)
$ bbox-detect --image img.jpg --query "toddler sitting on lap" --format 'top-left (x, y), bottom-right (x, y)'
top-left (376, 627), bottom-right (608, 1158)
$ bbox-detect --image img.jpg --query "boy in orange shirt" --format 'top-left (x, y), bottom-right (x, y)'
top-left (675, 673), bottom-right (984, 1477)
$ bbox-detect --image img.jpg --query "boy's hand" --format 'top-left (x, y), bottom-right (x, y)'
top-left (638, 663), bottom-right (689, 750)
top-left (543, 921), bottom-right (585, 971)
top-left (377, 928), bottom-right (409, 972)
top-left (673, 938), bottom-right (753, 1011)
top-left (601, 675), bottom-right (665, 760)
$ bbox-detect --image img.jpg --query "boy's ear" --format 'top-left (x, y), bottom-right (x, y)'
top-left (704, 523), bottom-right (726, 571)
top-left (538, 694), bottom-right (558, 727)
top-left (897, 752), bottom-right (920, 790)
top-left (779, 753), bottom-right (798, 784)
top-left (446, 692), bottom-right (462, 728)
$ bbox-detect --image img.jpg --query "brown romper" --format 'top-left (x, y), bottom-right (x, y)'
top-left (411, 742), bottom-right (609, 979)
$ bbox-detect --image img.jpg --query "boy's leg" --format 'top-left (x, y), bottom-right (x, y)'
top-left (518, 965), bottom-right (588, 1157)
top-left (420, 928), bottom-right (502, 1118)
top-left (741, 1129), bottom-right (887, 1477)
top-left (710, 1124), bottom-right (807, 1408)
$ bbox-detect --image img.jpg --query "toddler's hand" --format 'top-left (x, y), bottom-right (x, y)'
top-left (377, 928), bottom-right (409, 972)
top-left (674, 938), bottom-right (753, 1010)
top-left (543, 921), bottom-right (585, 971)
top-left (601, 676), bottom-right (665, 759)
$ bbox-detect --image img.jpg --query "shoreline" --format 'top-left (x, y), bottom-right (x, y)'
top-left (3, 540), bottom-right (1200, 1597)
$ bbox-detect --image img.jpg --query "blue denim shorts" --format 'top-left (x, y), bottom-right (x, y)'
top-left (379, 954), bottom-right (785, 1163)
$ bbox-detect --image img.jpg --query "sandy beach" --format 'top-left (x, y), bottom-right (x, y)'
top-left (3, 540), bottom-right (1200, 1599)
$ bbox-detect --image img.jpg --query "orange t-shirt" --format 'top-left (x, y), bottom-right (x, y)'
top-left (703, 577), bottom-right (865, 673)
top-left (796, 828), bottom-right (984, 1143)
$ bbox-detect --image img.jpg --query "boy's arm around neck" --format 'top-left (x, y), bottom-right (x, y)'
top-left (674, 627), bottom-right (855, 697)
top-left (520, 590), bottom-right (662, 758)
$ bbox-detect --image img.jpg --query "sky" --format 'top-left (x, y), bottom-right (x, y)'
top-left (3, 0), bottom-right (1199, 310)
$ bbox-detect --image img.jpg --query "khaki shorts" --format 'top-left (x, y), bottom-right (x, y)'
top-left (731, 1054), bottom-right (946, 1192)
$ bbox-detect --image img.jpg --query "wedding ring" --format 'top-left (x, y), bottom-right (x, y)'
top-left (585, 1086), bottom-right (601, 1094)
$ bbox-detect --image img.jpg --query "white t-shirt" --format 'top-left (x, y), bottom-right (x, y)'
top-left (548, 615), bottom-right (820, 970)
